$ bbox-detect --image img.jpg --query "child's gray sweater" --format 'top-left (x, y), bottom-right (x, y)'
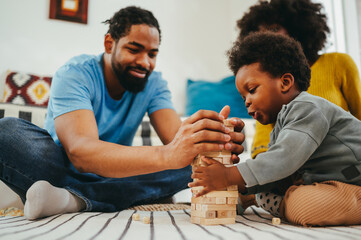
top-left (237, 92), bottom-right (361, 194)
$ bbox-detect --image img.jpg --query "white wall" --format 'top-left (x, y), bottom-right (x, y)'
top-left (0, 0), bottom-right (359, 114)
top-left (0, 0), bottom-right (256, 114)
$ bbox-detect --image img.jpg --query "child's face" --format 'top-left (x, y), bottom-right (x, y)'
top-left (235, 62), bottom-right (285, 125)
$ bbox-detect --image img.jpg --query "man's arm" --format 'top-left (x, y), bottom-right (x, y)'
top-left (149, 108), bottom-right (181, 145)
top-left (55, 108), bottom-right (234, 178)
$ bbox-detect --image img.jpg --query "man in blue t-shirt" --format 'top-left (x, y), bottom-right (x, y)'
top-left (0, 6), bottom-right (245, 220)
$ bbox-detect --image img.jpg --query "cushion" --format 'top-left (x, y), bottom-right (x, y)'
top-left (0, 103), bottom-right (47, 128)
top-left (2, 71), bottom-right (52, 107)
top-left (185, 76), bottom-right (250, 118)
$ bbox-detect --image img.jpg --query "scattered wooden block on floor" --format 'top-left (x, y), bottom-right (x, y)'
top-left (272, 217), bottom-right (281, 225)
top-left (143, 216), bottom-right (150, 224)
top-left (132, 213), bottom-right (140, 221)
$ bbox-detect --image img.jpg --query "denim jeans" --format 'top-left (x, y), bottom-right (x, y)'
top-left (0, 117), bottom-right (191, 212)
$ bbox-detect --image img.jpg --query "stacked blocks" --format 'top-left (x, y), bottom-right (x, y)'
top-left (191, 119), bottom-right (238, 225)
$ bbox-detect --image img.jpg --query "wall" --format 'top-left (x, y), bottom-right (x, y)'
top-left (0, 0), bottom-right (359, 114)
top-left (0, 0), bottom-right (255, 114)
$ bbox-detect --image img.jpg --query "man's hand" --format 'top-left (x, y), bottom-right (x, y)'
top-left (219, 105), bottom-right (245, 164)
top-left (162, 105), bottom-right (245, 170)
top-left (163, 109), bottom-right (230, 169)
top-left (188, 157), bottom-right (231, 197)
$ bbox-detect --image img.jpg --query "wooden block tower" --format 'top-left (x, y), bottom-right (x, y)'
top-left (190, 119), bottom-right (238, 225)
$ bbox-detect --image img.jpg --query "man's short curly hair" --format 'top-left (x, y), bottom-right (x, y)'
top-left (228, 32), bottom-right (310, 91)
top-left (237, 0), bottom-right (329, 64)
top-left (103, 6), bottom-right (161, 42)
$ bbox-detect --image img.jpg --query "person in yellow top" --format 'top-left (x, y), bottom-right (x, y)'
top-left (236, 0), bottom-right (361, 159)
top-left (234, 0), bottom-right (361, 213)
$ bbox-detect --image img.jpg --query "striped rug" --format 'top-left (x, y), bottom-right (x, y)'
top-left (0, 207), bottom-right (360, 240)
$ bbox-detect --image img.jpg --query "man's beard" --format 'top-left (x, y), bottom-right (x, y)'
top-left (111, 60), bottom-right (150, 94)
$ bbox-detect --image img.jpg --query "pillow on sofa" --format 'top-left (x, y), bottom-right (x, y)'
top-left (0, 103), bottom-right (47, 128)
top-left (185, 76), bottom-right (250, 118)
top-left (2, 71), bottom-right (52, 107)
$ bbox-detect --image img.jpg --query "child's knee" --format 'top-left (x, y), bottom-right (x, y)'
top-left (281, 185), bottom-right (314, 226)
top-left (281, 182), bottom-right (361, 226)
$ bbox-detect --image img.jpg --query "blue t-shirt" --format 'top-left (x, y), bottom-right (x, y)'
top-left (44, 54), bottom-right (174, 146)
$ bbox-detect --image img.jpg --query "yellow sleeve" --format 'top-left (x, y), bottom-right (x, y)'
top-left (251, 121), bottom-right (274, 159)
top-left (339, 54), bottom-right (361, 120)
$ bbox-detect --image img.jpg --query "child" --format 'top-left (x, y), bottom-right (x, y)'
top-left (188, 32), bottom-right (361, 227)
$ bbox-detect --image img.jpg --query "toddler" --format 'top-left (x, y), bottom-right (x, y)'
top-left (189, 32), bottom-right (361, 226)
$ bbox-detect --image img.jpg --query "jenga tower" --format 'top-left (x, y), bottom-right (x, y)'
top-left (190, 119), bottom-right (238, 225)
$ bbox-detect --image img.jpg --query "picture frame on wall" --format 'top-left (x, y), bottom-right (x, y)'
top-left (49, 0), bottom-right (88, 24)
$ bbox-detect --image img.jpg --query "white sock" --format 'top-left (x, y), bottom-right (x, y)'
top-left (24, 180), bottom-right (86, 220)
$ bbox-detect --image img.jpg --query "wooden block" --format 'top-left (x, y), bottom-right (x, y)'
top-left (143, 216), bottom-right (150, 224)
top-left (191, 204), bottom-right (196, 210)
top-left (192, 186), bottom-right (204, 191)
top-left (227, 126), bottom-right (234, 132)
top-left (192, 189), bottom-right (201, 197)
top-left (191, 216), bottom-right (235, 225)
top-left (132, 213), bottom-right (140, 221)
top-left (272, 217), bottom-right (281, 225)
top-left (219, 150), bottom-right (232, 157)
top-left (201, 150), bottom-right (232, 158)
top-left (217, 210), bottom-right (236, 218)
top-left (216, 197), bottom-right (227, 204)
top-left (192, 156), bottom-right (200, 166)
top-left (191, 209), bottom-right (216, 219)
top-left (192, 155), bottom-right (208, 167)
top-left (212, 157), bottom-right (223, 163)
top-left (223, 119), bottom-right (234, 127)
top-left (201, 204), bottom-right (236, 211)
top-left (190, 216), bottom-right (201, 224)
top-left (204, 191), bottom-right (238, 198)
top-left (222, 157), bottom-right (232, 165)
top-left (227, 185), bottom-right (238, 191)
top-left (227, 197), bottom-right (238, 205)
top-left (192, 197), bottom-right (216, 204)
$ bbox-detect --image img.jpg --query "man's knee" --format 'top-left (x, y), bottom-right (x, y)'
top-left (0, 117), bottom-right (22, 138)
top-left (0, 117), bottom-right (43, 155)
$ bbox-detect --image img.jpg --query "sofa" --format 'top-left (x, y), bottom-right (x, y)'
top-left (1, 71), bottom-right (360, 239)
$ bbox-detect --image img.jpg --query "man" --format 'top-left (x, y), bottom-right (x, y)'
top-left (0, 6), bottom-right (244, 220)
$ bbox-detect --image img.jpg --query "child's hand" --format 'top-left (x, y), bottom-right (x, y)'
top-left (188, 157), bottom-right (231, 197)
top-left (219, 106), bottom-right (245, 164)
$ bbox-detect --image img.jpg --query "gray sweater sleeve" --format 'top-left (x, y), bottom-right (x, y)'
top-left (237, 101), bottom-right (330, 193)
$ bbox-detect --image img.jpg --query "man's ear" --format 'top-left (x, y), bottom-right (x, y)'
top-left (104, 33), bottom-right (114, 54)
top-left (280, 73), bottom-right (295, 93)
